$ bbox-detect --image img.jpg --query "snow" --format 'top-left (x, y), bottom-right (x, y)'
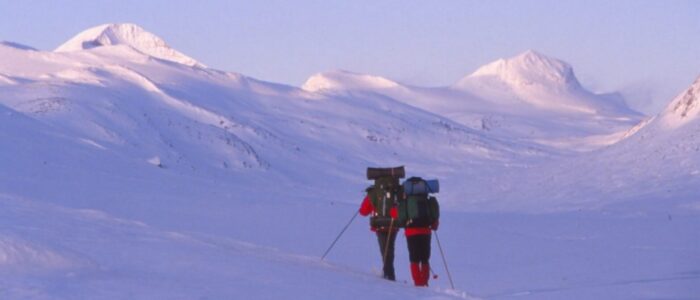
top-left (300, 51), bottom-right (644, 153)
top-left (660, 76), bottom-right (700, 128)
top-left (0, 41), bottom-right (37, 51)
top-left (302, 69), bottom-right (405, 92)
top-left (0, 24), bottom-right (698, 299)
top-left (454, 50), bottom-right (636, 115)
top-left (0, 73), bottom-right (17, 85)
top-left (54, 23), bottom-right (203, 67)
top-left (461, 50), bottom-right (581, 91)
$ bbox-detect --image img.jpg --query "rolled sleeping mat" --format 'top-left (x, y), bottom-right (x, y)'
top-left (425, 179), bottom-right (439, 194)
top-left (403, 178), bottom-right (440, 195)
top-left (366, 166), bottom-right (405, 180)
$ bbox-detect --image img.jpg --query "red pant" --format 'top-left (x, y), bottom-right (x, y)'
top-left (407, 233), bottom-right (431, 286)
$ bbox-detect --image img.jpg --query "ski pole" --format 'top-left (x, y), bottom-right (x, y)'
top-left (382, 218), bottom-right (395, 267)
top-left (429, 266), bottom-right (438, 279)
top-left (322, 210), bottom-right (360, 260)
top-left (434, 231), bottom-right (455, 289)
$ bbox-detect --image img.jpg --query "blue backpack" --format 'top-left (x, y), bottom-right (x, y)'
top-left (398, 177), bottom-right (440, 228)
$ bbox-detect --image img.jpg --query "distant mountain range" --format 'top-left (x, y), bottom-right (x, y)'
top-left (1, 23), bottom-right (698, 212)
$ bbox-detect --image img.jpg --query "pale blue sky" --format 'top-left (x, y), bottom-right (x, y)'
top-left (1, 0), bottom-right (698, 114)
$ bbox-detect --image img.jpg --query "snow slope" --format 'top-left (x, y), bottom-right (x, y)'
top-left (1, 24), bottom-right (698, 299)
top-left (0, 193), bottom-right (489, 299)
top-left (466, 76), bottom-right (700, 212)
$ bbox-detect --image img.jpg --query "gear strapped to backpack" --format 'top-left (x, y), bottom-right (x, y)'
top-left (366, 166), bottom-right (405, 230)
top-left (399, 177), bottom-right (440, 228)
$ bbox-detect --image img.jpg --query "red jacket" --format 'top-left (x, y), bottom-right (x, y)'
top-left (360, 195), bottom-right (398, 232)
top-left (361, 195), bottom-right (437, 235)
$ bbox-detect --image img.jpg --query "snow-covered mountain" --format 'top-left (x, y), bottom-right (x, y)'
top-left (1, 24), bottom-right (540, 209)
top-left (55, 23), bottom-right (203, 67)
top-left (1, 24), bottom-right (698, 299)
top-left (303, 52), bottom-right (644, 152)
top-left (453, 50), bottom-right (636, 115)
top-left (659, 76), bottom-right (700, 128)
top-left (471, 76), bottom-right (700, 212)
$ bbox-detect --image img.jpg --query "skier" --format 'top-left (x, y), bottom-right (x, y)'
top-left (360, 185), bottom-right (399, 281)
top-left (405, 216), bottom-right (438, 286)
top-left (398, 177), bottom-right (440, 287)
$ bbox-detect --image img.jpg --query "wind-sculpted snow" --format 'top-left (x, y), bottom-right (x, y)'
top-left (0, 236), bottom-right (75, 269)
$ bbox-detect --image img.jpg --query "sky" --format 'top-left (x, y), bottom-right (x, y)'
top-left (0, 0), bottom-right (698, 114)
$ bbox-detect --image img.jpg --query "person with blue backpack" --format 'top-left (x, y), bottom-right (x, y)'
top-left (398, 177), bottom-right (440, 287)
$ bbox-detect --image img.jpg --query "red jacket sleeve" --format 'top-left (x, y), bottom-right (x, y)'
top-left (359, 195), bottom-right (373, 216)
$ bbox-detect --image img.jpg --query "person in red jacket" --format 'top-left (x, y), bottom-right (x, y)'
top-left (360, 186), bottom-right (399, 281)
top-left (405, 215), bottom-right (439, 286)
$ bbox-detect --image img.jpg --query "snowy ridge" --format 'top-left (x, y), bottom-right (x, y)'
top-left (660, 75), bottom-right (700, 128)
top-left (0, 41), bottom-right (37, 51)
top-left (55, 23), bottom-right (203, 67)
top-left (0, 73), bottom-right (17, 85)
top-left (302, 70), bottom-right (405, 92)
top-left (300, 51), bottom-right (643, 151)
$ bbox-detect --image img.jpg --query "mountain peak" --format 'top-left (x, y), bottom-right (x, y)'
top-left (55, 23), bottom-right (202, 67)
top-left (301, 70), bottom-right (401, 92)
top-left (660, 76), bottom-right (700, 127)
top-left (461, 50), bottom-right (581, 90)
top-left (450, 51), bottom-right (641, 115)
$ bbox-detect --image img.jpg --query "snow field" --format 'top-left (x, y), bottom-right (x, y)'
top-left (0, 23), bottom-right (698, 299)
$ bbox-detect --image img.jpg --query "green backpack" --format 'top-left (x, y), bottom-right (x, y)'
top-left (398, 177), bottom-right (440, 228)
top-left (369, 176), bottom-right (402, 229)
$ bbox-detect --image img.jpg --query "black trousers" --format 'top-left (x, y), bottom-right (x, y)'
top-left (407, 234), bottom-right (431, 264)
top-left (376, 230), bottom-right (398, 280)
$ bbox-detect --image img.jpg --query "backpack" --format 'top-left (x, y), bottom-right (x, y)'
top-left (368, 175), bottom-right (402, 229)
top-left (398, 177), bottom-right (440, 228)
top-left (367, 166), bottom-right (405, 180)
